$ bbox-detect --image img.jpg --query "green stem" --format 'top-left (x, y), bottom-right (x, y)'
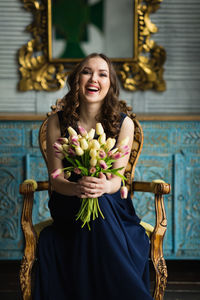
top-left (76, 197), bottom-right (105, 230)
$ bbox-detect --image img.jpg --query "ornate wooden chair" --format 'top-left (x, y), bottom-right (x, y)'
top-left (19, 100), bottom-right (170, 300)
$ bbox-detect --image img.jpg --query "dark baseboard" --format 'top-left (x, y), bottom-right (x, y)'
top-left (150, 260), bottom-right (200, 282)
top-left (0, 259), bottom-right (200, 300)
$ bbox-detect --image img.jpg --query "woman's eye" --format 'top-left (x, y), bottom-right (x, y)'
top-left (82, 69), bottom-right (91, 75)
top-left (100, 73), bottom-right (107, 77)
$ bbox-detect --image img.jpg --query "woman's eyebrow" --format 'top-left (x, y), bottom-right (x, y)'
top-left (99, 69), bottom-right (108, 73)
top-left (83, 67), bottom-right (108, 72)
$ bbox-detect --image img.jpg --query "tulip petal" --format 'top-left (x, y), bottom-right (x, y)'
top-left (120, 186), bottom-right (128, 199)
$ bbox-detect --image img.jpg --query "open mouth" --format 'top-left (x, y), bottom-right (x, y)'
top-left (86, 85), bottom-right (99, 93)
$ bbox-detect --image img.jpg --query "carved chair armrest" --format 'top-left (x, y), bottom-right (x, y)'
top-left (132, 180), bottom-right (171, 195)
top-left (132, 179), bottom-right (170, 299)
top-left (20, 180), bottom-right (49, 194)
top-left (19, 180), bottom-right (49, 299)
top-left (19, 179), bottom-right (49, 243)
top-left (19, 180), bottom-right (49, 260)
top-left (132, 179), bottom-right (170, 237)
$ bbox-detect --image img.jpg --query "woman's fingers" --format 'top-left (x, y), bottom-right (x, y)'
top-left (77, 174), bottom-right (108, 197)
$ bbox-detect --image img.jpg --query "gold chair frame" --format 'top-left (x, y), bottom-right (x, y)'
top-left (19, 100), bottom-right (170, 300)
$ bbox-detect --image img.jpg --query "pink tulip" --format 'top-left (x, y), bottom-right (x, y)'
top-left (107, 148), bottom-right (118, 157)
top-left (99, 160), bottom-right (108, 170)
top-left (89, 167), bottom-right (96, 174)
top-left (57, 137), bottom-right (69, 144)
top-left (53, 142), bottom-right (63, 152)
top-left (51, 169), bottom-right (62, 179)
top-left (98, 149), bottom-right (106, 158)
top-left (78, 125), bottom-right (87, 137)
top-left (118, 145), bottom-right (129, 153)
top-left (55, 151), bottom-right (65, 160)
top-left (112, 152), bottom-right (122, 160)
top-left (67, 147), bottom-right (76, 156)
top-left (70, 135), bottom-right (79, 146)
top-left (120, 186), bottom-right (128, 199)
top-left (106, 173), bottom-right (112, 180)
top-left (107, 151), bottom-right (113, 157)
top-left (123, 151), bottom-right (130, 156)
top-left (74, 167), bottom-right (81, 175)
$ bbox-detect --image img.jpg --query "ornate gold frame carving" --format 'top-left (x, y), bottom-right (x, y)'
top-left (18, 0), bottom-right (166, 92)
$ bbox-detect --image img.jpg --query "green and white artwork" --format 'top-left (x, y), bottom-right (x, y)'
top-left (51, 0), bottom-right (134, 59)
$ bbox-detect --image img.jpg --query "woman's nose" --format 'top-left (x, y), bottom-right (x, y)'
top-left (90, 73), bottom-right (98, 82)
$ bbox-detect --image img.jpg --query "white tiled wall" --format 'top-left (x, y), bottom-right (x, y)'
top-left (0, 0), bottom-right (200, 114)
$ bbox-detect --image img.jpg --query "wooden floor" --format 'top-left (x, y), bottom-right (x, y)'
top-left (150, 260), bottom-right (200, 300)
top-left (0, 260), bottom-right (199, 299)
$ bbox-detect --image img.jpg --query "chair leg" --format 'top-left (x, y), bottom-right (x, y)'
top-left (19, 184), bottom-right (37, 300)
top-left (151, 194), bottom-right (168, 300)
top-left (20, 255), bottom-right (36, 300)
top-left (152, 256), bottom-right (168, 300)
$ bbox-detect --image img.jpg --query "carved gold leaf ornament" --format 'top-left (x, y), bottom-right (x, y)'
top-left (18, 0), bottom-right (166, 92)
top-left (118, 0), bottom-right (166, 91)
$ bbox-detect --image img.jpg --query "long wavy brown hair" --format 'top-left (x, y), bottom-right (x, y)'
top-left (60, 53), bottom-right (131, 138)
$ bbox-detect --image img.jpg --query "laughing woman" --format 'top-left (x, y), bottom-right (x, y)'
top-left (33, 53), bottom-right (153, 300)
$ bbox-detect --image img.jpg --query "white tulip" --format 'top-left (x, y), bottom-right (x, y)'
top-left (80, 138), bottom-right (88, 150)
top-left (68, 126), bottom-right (78, 136)
top-left (89, 148), bottom-right (97, 158)
top-left (105, 138), bottom-right (116, 151)
top-left (91, 139), bottom-right (100, 150)
top-left (90, 158), bottom-right (97, 167)
top-left (119, 136), bottom-right (129, 146)
top-left (75, 146), bottom-right (84, 156)
top-left (96, 123), bottom-right (104, 135)
top-left (98, 133), bottom-right (106, 145)
top-left (88, 128), bottom-right (95, 140)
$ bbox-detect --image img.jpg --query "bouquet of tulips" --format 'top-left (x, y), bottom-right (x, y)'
top-left (52, 123), bottom-right (130, 230)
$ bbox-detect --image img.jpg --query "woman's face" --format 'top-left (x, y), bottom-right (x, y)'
top-left (79, 56), bottom-right (110, 105)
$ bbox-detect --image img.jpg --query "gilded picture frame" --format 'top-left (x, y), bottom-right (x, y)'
top-left (18, 0), bottom-right (166, 92)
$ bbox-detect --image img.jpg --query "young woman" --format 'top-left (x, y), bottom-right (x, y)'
top-left (33, 53), bottom-right (153, 300)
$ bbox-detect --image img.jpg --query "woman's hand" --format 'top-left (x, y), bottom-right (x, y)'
top-left (75, 173), bottom-right (111, 198)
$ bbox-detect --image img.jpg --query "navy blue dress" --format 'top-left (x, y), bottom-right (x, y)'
top-left (33, 112), bottom-right (153, 300)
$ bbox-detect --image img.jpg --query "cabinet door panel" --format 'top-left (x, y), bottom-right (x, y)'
top-left (175, 153), bottom-right (200, 258)
top-left (26, 155), bottom-right (50, 225)
top-left (134, 155), bottom-right (173, 257)
top-left (0, 155), bottom-right (24, 259)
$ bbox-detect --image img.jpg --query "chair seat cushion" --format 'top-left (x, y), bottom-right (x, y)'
top-left (34, 218), bottom-right (53, 238)
top-left (140, 221), bottom-right (154, 237)
top-left (34, 218), bottom-right (154, 238)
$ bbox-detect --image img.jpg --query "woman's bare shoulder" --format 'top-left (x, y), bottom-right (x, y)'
top-left (46, 112), bottom-right (61, 140)
top-left (47, 112), bottom-right (60, 129)
top-left (122, 115), bottom-right (134, 130)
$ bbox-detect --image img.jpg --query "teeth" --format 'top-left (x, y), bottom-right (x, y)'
top-left (87, 86), bottom-right (99, 91)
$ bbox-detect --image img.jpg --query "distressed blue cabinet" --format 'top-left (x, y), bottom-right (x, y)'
top-left (0, 117), bottom-right (199, 260)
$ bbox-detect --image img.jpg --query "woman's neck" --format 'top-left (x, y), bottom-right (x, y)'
top-left (79, 103), bottom-right (101, 131)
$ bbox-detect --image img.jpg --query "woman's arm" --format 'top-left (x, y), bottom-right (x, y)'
top-left (78, 116), bottom-right (134, 198)
top-left (46, 113), bottom-right (84, 197)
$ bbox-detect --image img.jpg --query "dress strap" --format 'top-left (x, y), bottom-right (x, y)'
top-left (120, 112), bottom-right (127, 128)
top-left (57, 110), bottom-right (63, 124)
top-left (56, 110), bottom-right (65, 136)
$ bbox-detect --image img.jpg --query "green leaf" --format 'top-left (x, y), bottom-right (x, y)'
top-left (63, 166), bottom-right (74, 172)
top-left (112, 167), bottom-right (124, 172)
top-left (105, 158), bottom-right (116, 164)
top-left (65, 156), bottom-right (77, 167)
top-left (115, 171), bottom-right (127, 180)
top-left (78, 166), bottom-right (88, 176)
top-left (75, 159), bottom-right (83, 167)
